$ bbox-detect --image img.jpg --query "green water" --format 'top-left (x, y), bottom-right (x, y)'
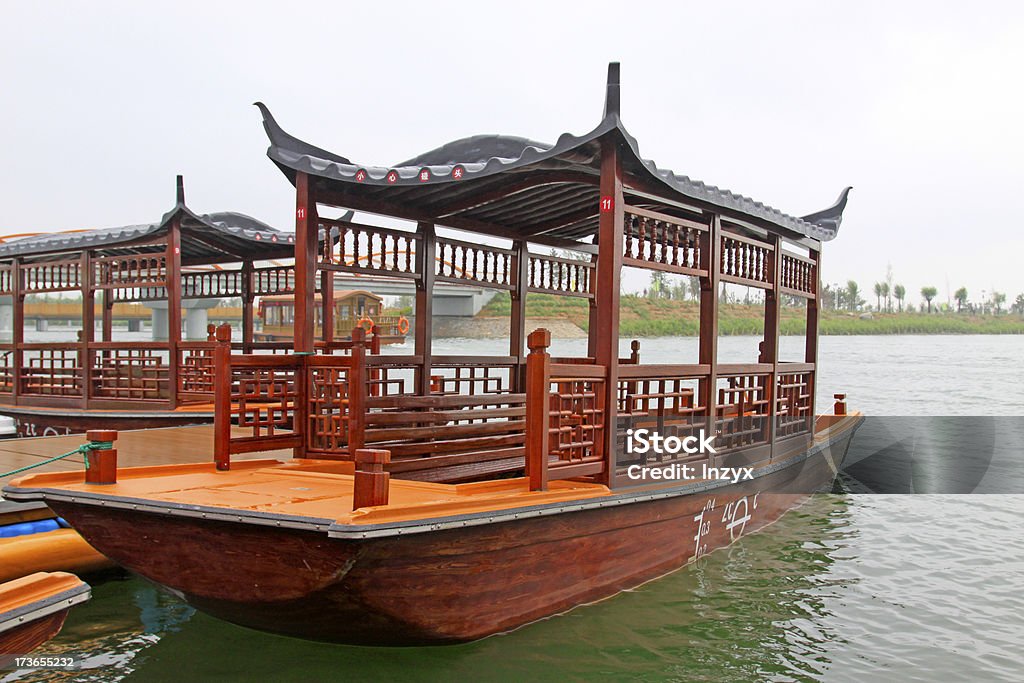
top-left (7, 495), bottom-right (1023, 682)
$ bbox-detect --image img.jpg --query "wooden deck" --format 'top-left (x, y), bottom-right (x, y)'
top-left (7, 459), bottom-right (610, 526)
top-left (0, 425), bottom-right (290, 488)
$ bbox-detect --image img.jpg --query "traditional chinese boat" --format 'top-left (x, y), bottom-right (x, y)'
top-left (0, 180), bottom-right (373, 436)
top-left (0, 572), bottom-right (89, 666)
top-left (257, 291), bottom-right (409, 344)
top-left (4, 64), bottom-right (861, 645)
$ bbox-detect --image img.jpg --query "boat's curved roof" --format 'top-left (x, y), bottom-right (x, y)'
top-left (0, 178), bottom-right (295, 263)
top-left (257, 64), bottom-right (849, 242)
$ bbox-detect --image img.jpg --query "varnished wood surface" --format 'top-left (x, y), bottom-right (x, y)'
top-left (33, 422), bottom-right (858, 645)
top-left (0, 610), bottom-right (67, 664)
top-left (0, 425), bottom-right (288, 488)
top-left (46, 427), bottom-right (854, 644)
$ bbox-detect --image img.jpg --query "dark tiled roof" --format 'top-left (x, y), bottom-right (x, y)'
top-left (255, 64), bottom-right (849, 242)
top-left (0, 201), bottom-right (292, 262)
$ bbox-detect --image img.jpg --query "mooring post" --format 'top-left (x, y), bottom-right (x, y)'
top-left (84, 430), bottom-right (118, 485)
top-left (353, 448), bottom-right (390, 510)
top-left (833, 393), bottom-right (847, 416)
top-left (213, 323), bottom-right (233, 471)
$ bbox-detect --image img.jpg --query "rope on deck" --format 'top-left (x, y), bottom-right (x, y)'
top-left (0, 440), bottom-right (114, 479)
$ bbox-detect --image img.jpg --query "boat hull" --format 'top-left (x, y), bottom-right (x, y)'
top-left (40, 425), bottom-right (857, 645)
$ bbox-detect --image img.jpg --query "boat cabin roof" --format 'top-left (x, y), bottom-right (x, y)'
top-left (0, 177), bottom-right (300, 265)
top-left (257, 64), bottom-right (849, 246)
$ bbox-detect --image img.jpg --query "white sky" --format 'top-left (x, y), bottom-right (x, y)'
top-left (1, 1), bottom-right (1022, 307)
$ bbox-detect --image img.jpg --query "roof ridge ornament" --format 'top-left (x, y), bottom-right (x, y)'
top-left (176, 175), bottom-right (186, 207)
top-left (603, 62), bottom-right (621, 119)
top-left (801, 186), bottom-right (853, 231)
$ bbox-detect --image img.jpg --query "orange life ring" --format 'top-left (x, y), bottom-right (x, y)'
top-left (397, 316), bottom-right (410, 334)
top-left (357, 316), bottom-right (374, 332)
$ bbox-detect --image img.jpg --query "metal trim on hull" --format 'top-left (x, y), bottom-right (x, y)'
top-left (3, 417), bottom-right (860, 539)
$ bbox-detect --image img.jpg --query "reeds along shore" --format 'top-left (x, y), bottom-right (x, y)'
top-left (479, 293), bottom-right (1024, 337)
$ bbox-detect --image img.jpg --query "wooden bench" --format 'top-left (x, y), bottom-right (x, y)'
top-left (363, 392), bottom-right (527, 483)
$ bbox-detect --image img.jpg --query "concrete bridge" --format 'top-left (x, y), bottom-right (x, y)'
top-left (1, 277), bottom-right (496, 336)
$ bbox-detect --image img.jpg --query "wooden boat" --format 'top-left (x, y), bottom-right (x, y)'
top-left (0, 572), bottom-right (89, 666)
top-left (4, 63), bottom-right (861, 644)
top-left (257, 291), bottom-right (408, 345)
top-left (0, 178), bottom-right (340, 436)
top-left (0, 501), bottom-right (113, 583)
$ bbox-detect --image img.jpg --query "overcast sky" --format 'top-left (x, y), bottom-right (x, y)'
top-left (2, 2), bottom-right (1022, 306)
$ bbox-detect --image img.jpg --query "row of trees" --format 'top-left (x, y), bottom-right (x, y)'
top-left (639, 262), bottom-right (1024, 317)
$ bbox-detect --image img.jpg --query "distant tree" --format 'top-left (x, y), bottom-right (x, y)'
top-left (954, 287), bottom-right (968, 313)
top-left (873, 282), bottom-right (883, 311)
top-left (845, 281), bottom-right (863, 311)
top-left (649, 271), bottom-right (668, 299)
top-left (921, 286), bottom-right (938, 313)
top-left (893, 284), bottom-right (906, 312)
top-left (884, 264), bottom-right (894, 312)
top-left (821, 283), bottom-right (838, 310)
top-left (1012, 294), bottom-right (1024, 316)
top-left (671, 278), bottom-right (688, 301)
top-left (992, 291), bottom-right (1006, 315)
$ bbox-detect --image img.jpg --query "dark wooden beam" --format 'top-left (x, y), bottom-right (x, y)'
top-left (805, 247), bottom-right (821, 417)
top-left (166, 216), bottom-right (182, 409)
top-left (414, 222), bottom-right (435, 395)
top-left (594, 138), bottom-right (623, 487)
top-left (80, 249), bottom-right (94, 409)
top-left (294, 172), bottom-right (318, 353)
top-left (241, 260), bottom-right (254, 353)
top-left (699, 215), bottom-right (721, 434)
top-left (315, 188), bottom-right (598, 255)
top-left (509, 240), bottom-right (529, 390)
top-left (764, 234), bottom-right (782, 459)
top-left (12, 258), bottom-right (23, 403)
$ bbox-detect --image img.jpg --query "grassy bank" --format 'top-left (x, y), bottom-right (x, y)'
top-left (480, 292), bottom-right (1024, 336)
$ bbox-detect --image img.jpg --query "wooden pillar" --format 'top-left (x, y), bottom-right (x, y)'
top-left (763, 235), bottom-right (782, 457)
top-left (166, 214), bottom-right (182, 409)
top-left (414, 222), bottom-right (435, 395)
top-left (212, 323), bottom-right (232, 470)
top-left (699, 216), bottom-right (721, 433)
top-left (587, 253), bottom-right (599, 358)
top-left (11, 258), bottom-right (22, 403)
top-left (80, 250), bottom-right (94, 408)
top-left (525, 328), bottom-right (551, 491)
top-left (509, 240), bottom-right (529, 391)
top-left (294, 172), bottom-right (318, 354)
top-left (347, 327), bottom-right (366, 454)
top-left (241, 261), bottom-right (254, 353)
top-left (594, 137), bottom-right (623, 484)
top-left (321, 268), bottom-right (334, 347)
top-left (805, 246), bottom-right (821, 418)
top-left (102, 291), bottom-right (113, 342)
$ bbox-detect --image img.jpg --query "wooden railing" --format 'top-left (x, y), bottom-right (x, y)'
top-left (320, 218), bottom-right (419, 279)
top-left (779, 251), bottom-right (816, 297)
top-left (525, 329), bottom-right (607, 491)
top-left (526, 252), bottom-right (594, 298)
top-left (623, 205), bottom-right (709, 277)
top-left (435, 236), bottom-right (513, 289)
top-left (719, 233), bottom-right (773, 288)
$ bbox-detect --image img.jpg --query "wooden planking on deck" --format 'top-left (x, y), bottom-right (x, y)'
top-left (0, 426), bottom-right (294, 488)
